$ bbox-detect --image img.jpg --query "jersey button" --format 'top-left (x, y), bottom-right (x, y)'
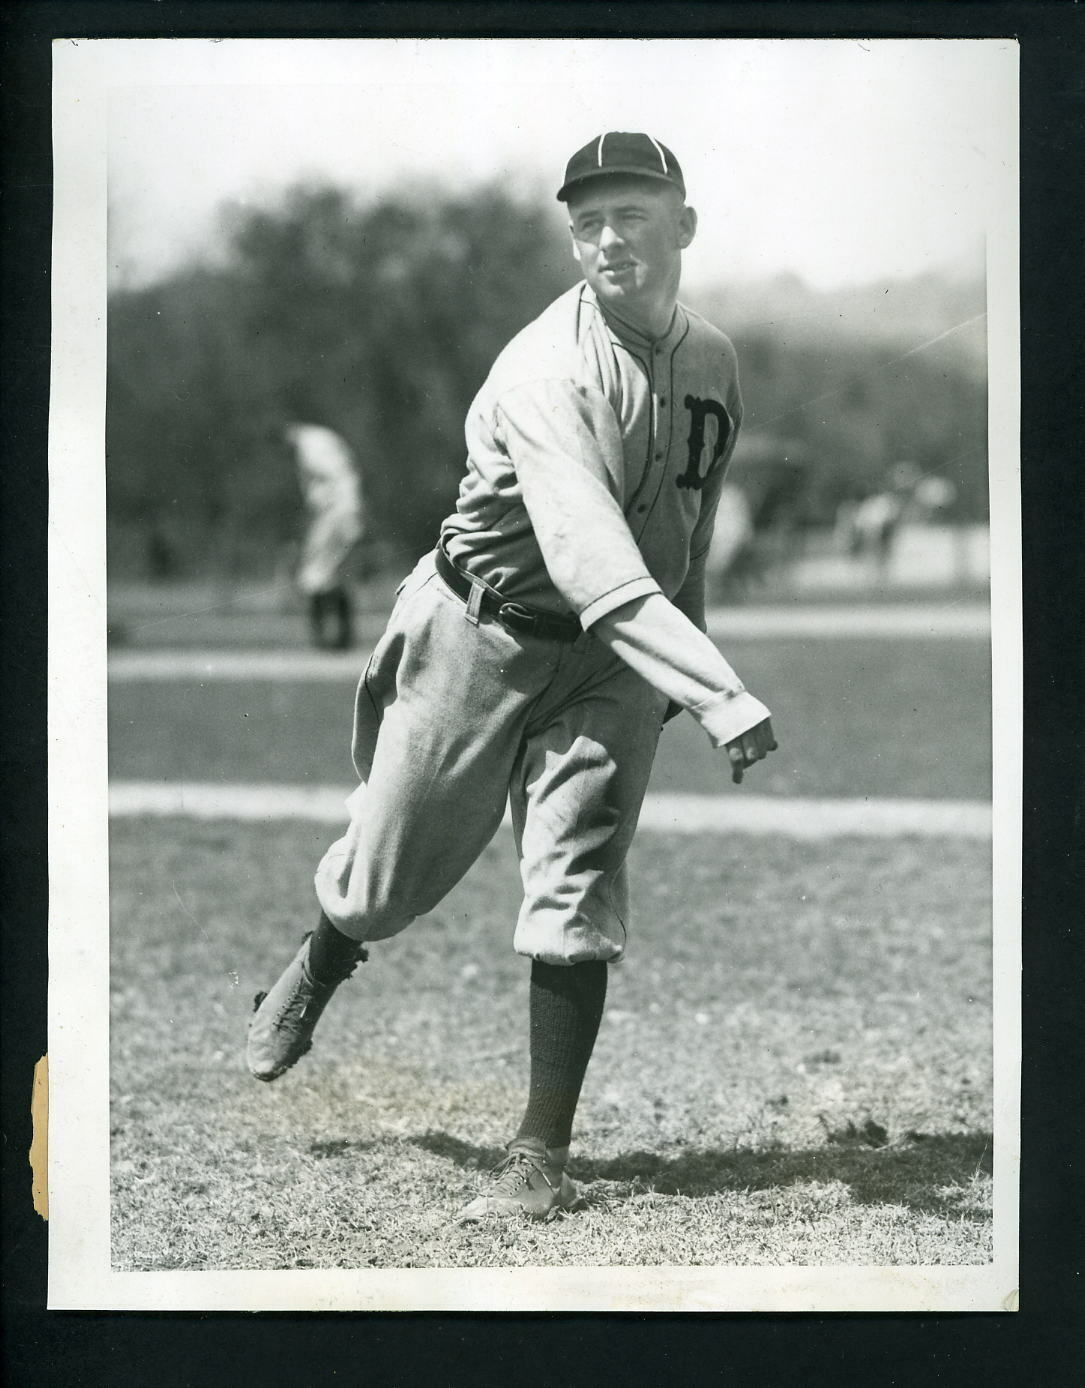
top-left (654, 451), bottom-right (663, 461)
top-left (659, 395), bottom-right (667, 406)
top-left (637, 503), bottom-right (648, 513)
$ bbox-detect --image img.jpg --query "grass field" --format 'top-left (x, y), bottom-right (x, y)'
top-left (108, 637), bottom-right (992, 799)
top-left (109, 817), bottom-right (992, 1270)
top-left (107, 614), bottom-right (994, 1272)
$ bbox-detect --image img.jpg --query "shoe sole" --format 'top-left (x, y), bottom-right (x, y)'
top-left (456, 1177), bottom-right (583, 1224)
top-left (247, 1034), bottom-right (314, 1082)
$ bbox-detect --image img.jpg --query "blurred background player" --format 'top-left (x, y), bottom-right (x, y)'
top-left (287, 423), bottom-right (366, 650)
top-left (837, 460), bottom-right (958, 581)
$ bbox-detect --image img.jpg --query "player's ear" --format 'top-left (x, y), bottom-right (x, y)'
top-left (676, 203), bottom-right (697, 249)
top-left (568, 223), bottom-right (583, 264)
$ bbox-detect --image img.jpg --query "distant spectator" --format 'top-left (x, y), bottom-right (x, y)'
top-left (912, 474), bottom-right (958, 517)
top-left (838, 461), bottom-right (935, 577)
top-left (842, 491), bottom-right (905, 573)
top-left (287, 423), bottom-right (365, 650)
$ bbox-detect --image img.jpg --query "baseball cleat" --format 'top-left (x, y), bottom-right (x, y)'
top-left (246, 933), bottom-right (366, 1082)
top-left (455, 1138), bottom-right (581, 1223)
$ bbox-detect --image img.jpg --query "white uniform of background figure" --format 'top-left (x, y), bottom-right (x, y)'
top-left (288, 423), bottom-right (365, 648)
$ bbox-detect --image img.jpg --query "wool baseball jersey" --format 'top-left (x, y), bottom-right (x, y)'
top-left (441, 282), bottom-right (742, 633)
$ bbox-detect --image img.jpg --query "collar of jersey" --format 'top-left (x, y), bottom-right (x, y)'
top-left (581, 284), bottom-right (687, 355)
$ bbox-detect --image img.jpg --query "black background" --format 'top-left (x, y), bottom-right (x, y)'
top-left (2, 3), bottom-right (1081, 1382)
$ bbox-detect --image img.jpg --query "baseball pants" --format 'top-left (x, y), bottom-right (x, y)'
top-left (313, 552), bottom-right (668, 965)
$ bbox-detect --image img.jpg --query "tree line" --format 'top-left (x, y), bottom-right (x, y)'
top-left (106, 182), bottom-right (988, 579)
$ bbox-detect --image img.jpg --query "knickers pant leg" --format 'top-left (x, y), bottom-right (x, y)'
top-left (511, 653), bottom-right (666, 966)
top-left (314, 565), bottom-right (547, 942)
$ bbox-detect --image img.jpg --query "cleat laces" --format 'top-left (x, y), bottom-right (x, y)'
top-left (489, 1147), bottom-right (559, 1197)
top-left (254, 935), bottom-right (368, 1028)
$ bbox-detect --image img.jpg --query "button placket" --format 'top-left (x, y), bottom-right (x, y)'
top-left (653, 349), bottom-right (671, 467)
top-left (636, 353), bottom-right (671, 522)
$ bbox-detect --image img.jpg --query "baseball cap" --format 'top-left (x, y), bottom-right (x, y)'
top-left (557, 131), bottom-right (685, 203)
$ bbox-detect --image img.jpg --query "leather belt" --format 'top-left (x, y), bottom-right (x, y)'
top-left (434, 545), bottom-right (582, 643)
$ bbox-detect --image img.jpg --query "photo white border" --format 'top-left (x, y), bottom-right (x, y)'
top-left (47, 36), bottom-right (1020, 1312)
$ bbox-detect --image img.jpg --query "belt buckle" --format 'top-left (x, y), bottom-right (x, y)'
top-left (497, 601), bottom-right (539, 637)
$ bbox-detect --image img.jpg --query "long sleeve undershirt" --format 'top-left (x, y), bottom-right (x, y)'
top-left (593, 592), bottom-right (771, 747)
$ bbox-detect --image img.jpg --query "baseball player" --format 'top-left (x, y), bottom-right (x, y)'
top-left (248, 133), bottom-right (777, 1223)
top-left (289, 423), bottom-right (365, 650)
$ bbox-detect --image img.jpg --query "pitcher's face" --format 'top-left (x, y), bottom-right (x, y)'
top-left (568, 177), bottom-right (696, 328)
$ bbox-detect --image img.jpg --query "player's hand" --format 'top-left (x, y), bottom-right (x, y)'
top-left (725, 717), bottom-right (777, 785)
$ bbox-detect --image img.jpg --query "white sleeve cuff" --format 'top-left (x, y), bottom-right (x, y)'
top-left (690, 689), bottom-right (772, 748)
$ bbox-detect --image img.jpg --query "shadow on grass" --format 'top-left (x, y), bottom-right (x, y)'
top-left (412, 1129), bottom-right (992, 1221)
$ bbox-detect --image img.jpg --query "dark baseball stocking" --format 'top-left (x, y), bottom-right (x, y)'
top-left (516, 959), bottom-right (608, 1151)
top-left (308, 910), bottom-right (365, 983)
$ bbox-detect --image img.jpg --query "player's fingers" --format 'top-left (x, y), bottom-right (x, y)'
top-left (763, 718), bottom-right (779, 753)
top-left (728, 745), bottom-right (745, 784)
top-left (742, 733), bottom-right (765, 764)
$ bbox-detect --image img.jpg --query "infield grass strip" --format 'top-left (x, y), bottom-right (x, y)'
top-left (107, 637), bottom-right (992, 799)
top-left (110, 818), bottom-right (992, 1271)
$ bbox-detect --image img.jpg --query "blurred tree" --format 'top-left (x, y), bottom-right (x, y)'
top-left (107, 181), bottom-right (576, 576)
top-left (106, 182), bottom-right (989, 581)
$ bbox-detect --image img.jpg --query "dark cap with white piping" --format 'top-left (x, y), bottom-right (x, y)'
top-left (556, 132), bottom-right (686, 203)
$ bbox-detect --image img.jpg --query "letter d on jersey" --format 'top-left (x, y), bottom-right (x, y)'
top-left (678, 396), bottom-right (732, 491)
